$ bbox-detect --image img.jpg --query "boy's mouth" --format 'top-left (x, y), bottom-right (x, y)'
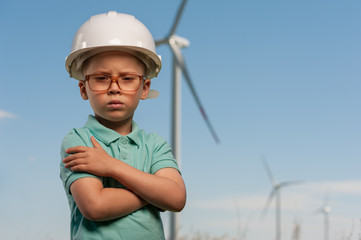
top-left (108, 100), bottom-right (124, 109)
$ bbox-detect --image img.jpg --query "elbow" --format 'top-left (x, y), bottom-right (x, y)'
top-left (79, 202), bottom-right (106, 222)
top-left (171, 203), bottom-right (185, 213)
top-left (82, 211), bottom-right (102, 222)
top-left (169, 192), bottom-right (186, 212)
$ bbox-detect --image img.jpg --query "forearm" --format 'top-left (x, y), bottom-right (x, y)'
top-left (94, 188), bottom-right (148, 221)
top-left (110, 161), bottom-right (186, 212)
top-left (71, 178), bottom-right (148, 221)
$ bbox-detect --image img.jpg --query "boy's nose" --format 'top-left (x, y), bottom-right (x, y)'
top-left (108, 82), bottom-right (122, 94)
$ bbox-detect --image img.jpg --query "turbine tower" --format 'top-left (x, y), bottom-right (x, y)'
top-left (155, 1), bottom-right (220, 239)
top-left (261, 157), bottom-right (302, 240)
top-left (315, 194), bottom-right (331, 240)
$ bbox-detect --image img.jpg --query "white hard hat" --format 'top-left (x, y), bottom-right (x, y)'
top-left (65, 11), bottom-right (162, 80)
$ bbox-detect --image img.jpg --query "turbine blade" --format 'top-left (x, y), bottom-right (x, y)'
top-left (261, 156), bottom-right (277, 186)
top-left (279, 180), bottom-right (304, 188)
top-left (169, 41), bottom-right (220, 144)
top-left (261, 189), bottom-right (276, 220)
top-left (155, 37), bottom-right (169, 47)
top-left (168, 0), bottom-right (188, 37)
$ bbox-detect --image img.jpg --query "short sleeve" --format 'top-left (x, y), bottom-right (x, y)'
top-left (60, 130), bottom-right (101, 195)
top-left (149, 133), bottom-right (180, 174)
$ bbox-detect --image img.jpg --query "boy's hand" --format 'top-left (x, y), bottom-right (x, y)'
top-left (63, 137), bottom-right (117, 177)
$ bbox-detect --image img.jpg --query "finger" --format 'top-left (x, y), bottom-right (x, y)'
top-left (64, 157), bottom-right (89, 168)
top-left (64, 159), bottom-right (82, 168)
top-left (90, 136), bottom-right (101, 149)
top-left (70, 165), bottom-right (83, 172)
top-left (63, 152), bottom-right (87, 163)
top-left (65, 146), bottom-right (88, 154)
top-left (70, 164), bottom-right (88, 172)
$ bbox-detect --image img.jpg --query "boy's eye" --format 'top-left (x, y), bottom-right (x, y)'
top-left (93, 75), bottom-right (110, 81)
top-left (122, 75), bottom-right (137, 81)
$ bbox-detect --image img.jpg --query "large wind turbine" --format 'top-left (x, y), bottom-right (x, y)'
top-left (155, 1), bottom-right (220, 239)
top-left (315, 194), bottom-right (331, 240)
top-left (261, 157), bottom-right (302, 240)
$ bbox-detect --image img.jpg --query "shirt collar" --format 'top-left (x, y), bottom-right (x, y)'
top-left (85, 115), bottom-right (141, 147)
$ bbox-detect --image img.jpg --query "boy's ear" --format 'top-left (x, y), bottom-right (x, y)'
top-left (140, 79), bottom-right (151, 100)
top-left (78, 81), bottom-right (89, 100)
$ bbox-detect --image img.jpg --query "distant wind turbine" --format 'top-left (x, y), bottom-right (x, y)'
top-left (155, 1), bottom-right (220, 239)
top-left (261, 157), bottom-right (303, 240)
top-left (315, 194), bottom-right (331, 240)
top-left (291, 219), bottom-right (301, 240)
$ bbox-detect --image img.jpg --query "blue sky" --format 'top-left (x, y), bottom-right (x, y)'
top-left (1, 0), bottom-right (361, 239)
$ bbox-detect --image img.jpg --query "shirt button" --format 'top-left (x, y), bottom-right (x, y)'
top-left (121, 138), bottom-right (128, 145)
top-left (121, 152), bottom-right (128, 159)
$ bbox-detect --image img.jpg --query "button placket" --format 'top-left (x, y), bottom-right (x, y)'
top-left (119, 137), bottom-right (129, 160)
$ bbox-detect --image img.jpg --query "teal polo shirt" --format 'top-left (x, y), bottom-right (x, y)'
top-left (60, 115), bottom-right (179, 240)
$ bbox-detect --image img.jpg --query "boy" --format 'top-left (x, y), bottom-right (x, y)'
top-left (60, 11), bottom-right (186, 240)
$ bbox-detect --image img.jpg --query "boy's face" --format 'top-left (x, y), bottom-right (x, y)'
top-left (79, 51), bottom-right (151, 127)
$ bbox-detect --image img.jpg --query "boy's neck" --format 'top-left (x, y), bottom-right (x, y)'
top-left (95, 115), bottom-right (133, 135)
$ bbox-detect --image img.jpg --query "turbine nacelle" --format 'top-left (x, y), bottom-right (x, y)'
top-left (323, 206), bottom-right (331, 213)
top-left (156, 35), bottom-right (190, 49)
top-left (169, 35), bottom-right (190, 48)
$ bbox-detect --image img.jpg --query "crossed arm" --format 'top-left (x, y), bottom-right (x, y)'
top-left (63, 137), bottom-right (186, 221)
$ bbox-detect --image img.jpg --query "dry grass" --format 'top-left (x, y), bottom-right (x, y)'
top-left (178, 231), bottom-right (237, 240)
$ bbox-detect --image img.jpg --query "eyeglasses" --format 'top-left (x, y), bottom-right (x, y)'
top-left (84, 73), bottom-right (144, 92)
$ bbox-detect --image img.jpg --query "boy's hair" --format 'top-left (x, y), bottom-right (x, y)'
top-left (66, 11), bottom-right (161, 81)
